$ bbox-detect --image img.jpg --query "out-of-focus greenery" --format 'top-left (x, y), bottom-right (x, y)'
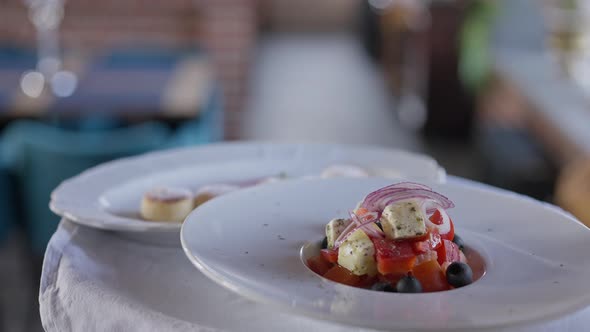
top-left (458, 0), bottom-right (498, 95)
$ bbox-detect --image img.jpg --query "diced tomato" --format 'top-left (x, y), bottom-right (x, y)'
top-left (307, 256), bottom-right (333, 275)
top-left (373, 238), bottom-right (416, 275)
top-left (435, 239), bottom-right (461, 266)
top-left (428, 209), bottom-right (455, 241)
top-left (355, 207), bottom-right (378, 223)
top-left (320, 248), bottom-right (339, 263)
top-left (378, 257), bottom-right (416, 276)
top-left (323, 265), bottom-right (362, 286)
top-left (412, 259), bottom-right (450, 292)
top-left (412, 232), bottom-right (442, 254)
top-left (429, 209), bottom-right (443, 225)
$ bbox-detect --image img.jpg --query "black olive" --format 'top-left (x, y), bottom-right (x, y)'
top-left (396, 275), bottom-right (422, 293)
top-left (453, 234), bottom-right (465, 251)
top-left (446, 262), bottom-right (473, 288)
top-left (320, 236), bottom-right (328, 249)
top-left (371, 282), bottom-right (396, 292)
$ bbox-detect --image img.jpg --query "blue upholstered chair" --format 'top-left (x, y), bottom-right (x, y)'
top-left (2, 120), bottom-right (171, 254)
top-left (166, 86), bottom-right (224, 148)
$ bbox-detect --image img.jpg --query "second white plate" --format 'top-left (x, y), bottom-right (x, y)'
top-left (50, 142), bottom-right (445, 232)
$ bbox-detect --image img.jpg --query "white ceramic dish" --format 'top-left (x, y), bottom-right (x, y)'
top-left (181, 178), bottom-right (590, 331)
top-left (50, 142), bottom-right (445, 232)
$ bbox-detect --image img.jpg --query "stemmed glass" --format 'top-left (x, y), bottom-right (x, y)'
top-left (20, 0), bottom-right (77, 98)
top-left (371, 0), bottom-right (430, 130)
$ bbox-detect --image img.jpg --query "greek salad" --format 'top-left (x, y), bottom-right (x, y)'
top-left (307, 182), bottom-right (475, 293)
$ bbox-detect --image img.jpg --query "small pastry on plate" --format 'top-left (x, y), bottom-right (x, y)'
top-left (140, 187), bottom-right (194, 222)
top-left (193, 184), bottom-right (240, 208)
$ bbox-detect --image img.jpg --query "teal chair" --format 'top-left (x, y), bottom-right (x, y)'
top-left (166, 85), bottom-right (224, 148)
top-left (0, 157), bottom-right (16, 245)
top-left (2, 120), bottom-right (171, 254)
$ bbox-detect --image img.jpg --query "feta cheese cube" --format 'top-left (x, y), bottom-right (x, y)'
top-left (337, 229), bottom-right (377, 276)
top-left (325, 218), bottom-right (351, 249)
top-left (380, 200), bottom-right (427, 240)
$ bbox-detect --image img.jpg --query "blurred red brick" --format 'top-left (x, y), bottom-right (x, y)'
top-left (0, 0), bottom-right (259, 139)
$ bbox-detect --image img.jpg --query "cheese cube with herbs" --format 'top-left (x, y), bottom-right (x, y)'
top-left (380, 200), bottom-right (427, 240)
top-left (337, 229), bottom-right (377, 276)
top-left (325, 218), bottom-right (351, 249)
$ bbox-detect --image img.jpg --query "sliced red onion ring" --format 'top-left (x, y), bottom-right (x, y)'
top-left (359, 211), bottom-right (379, 223)
top-left (364, 182), bottom-right (432, 198)
top-left (420, 198), bottom-right (451, 235)
top-left (360, 182), bottom-right (431, 206)
top-left (333, 211), bottom-right (383, 248)
top-left (361, 183), bottom-right (454, 212)
top-left (333, 218), bottom-right (356, 247)
top-left (359, 222), bottom-right (384, 239)
top-left (390, 182), bottom-right (433, 190)
top-left (421, 199), bottom-right (442, 215)
top-left (424, 207), bottom-right (451, 235)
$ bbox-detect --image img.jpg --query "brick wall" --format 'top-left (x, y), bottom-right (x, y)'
top-left (0, 0), bottom-right (259, 139)
top-left (259, 0), bottom-right (360, 32)
top-left (0, 0), bottom-right (200, 49)
top-left (196, 0), bottom-right (257, 139)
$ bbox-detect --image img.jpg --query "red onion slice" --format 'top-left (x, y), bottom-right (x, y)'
top-left (333, 218), bottom-right (356, 248)
top-left (350, 211), bottom-right (383, 238)
top-left (424, 206), bottom-right (451, 235)
top-left (361, 183), bottom-right (454, 212)
top-left (333, 211), bottom-right (383, 248)
top-left (421, 199), bottom-right (442, 215)
top-left (364, 182), bottom-right (432, 200)
top-left (359, 222), bottom-right (384, 239)
top-left (390, 182), bottom-right (432, 190)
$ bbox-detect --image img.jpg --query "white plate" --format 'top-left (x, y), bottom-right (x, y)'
top-left (181, 178), bottom-right (590, 331)
top-left (50, 142), bottom-right (445, 232)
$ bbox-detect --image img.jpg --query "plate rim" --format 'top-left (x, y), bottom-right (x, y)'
top-left (49, 142), bottom-right (446, 232)
top-left (180, 177), bottom-right (590, 331)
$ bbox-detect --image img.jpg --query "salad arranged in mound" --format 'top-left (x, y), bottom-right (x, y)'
top-left (307, 182), bottom-right (473, 293)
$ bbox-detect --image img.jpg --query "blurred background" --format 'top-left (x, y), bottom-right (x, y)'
top-left (1, 0), bottom-right (590, 330)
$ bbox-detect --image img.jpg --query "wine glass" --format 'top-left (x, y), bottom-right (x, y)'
top-left (373, 0), bottom-right (430, 130)
top-left (20, 0), bottom-right (77, 98)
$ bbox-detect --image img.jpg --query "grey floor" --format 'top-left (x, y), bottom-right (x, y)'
top-left (1, 32), bottom-right (481, 332)
top-left (241, 33), bottom-right (482, 180)
top-left (0, 234), bottom-right (43, 332)
top-left (241, 33), bottom-right (424, 151)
